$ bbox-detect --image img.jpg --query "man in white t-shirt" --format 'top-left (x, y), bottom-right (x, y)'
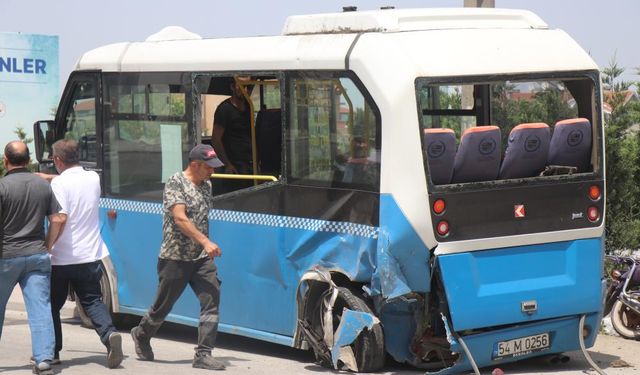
top-left (45, 139), bottom-right (123, 369)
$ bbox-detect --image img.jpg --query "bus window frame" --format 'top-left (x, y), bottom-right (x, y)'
top-left (55, 70), bottom-right (103, 171)
top-left (101, 71), bottom-right (193, 201)
top-left (191, 71), bottom-right (285, 195)
top-left (284, 70), bottom-right (382, 192)
top-left (416, 70), bottom-right (604, 192)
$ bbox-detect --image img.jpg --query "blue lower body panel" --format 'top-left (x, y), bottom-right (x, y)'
top-left (99, 198), bottom-right (378, 345)
top-left (438, 238), bottom-right (603, 331)
top-left (434, 313), bottom-right (600, 374)
top-left (433, 238), bottom-right (604, 373)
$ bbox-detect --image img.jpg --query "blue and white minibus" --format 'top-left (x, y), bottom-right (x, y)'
top-left (33, 7), bottom-right (606, 374)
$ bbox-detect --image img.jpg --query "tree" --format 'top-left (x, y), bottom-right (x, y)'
top-left (491, 82), bottom-right (576, 150)
top-left (14, 127), bottom-right (33, 144)
top-left (603, 57), bottom-right (640, 251)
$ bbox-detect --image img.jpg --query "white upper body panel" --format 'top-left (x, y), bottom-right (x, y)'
top-left (282, 7), bottom-right (548, 34)
top-left (75, 8), bottom-right (596, 76)
top-left (76, 34), bottom-right (357, 72)
top-left (73, 8), bottom-right (601, 252)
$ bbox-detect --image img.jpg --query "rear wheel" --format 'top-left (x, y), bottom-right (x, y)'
top-left (311, 286), bottom-right (384, 372)
top-left (611, 300), bottom-right (640, 340)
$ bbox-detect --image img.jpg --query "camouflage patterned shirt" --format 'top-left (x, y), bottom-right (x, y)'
top-left (159, 171), bottom-right (214, 261)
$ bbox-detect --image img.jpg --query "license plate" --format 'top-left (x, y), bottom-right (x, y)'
top-left (492, 332), bottom-right (550, 360)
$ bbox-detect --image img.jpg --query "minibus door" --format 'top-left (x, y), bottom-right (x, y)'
top-left (54, 71), bottom-right (103, 180)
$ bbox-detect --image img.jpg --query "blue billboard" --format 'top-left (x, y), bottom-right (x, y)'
top-left (0, 32), bottom-right (59, 148)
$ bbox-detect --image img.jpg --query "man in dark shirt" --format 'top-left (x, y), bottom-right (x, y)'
top-left (212, 77), bottom-right (253, 192)
top-left (0, 141), bottom-right (66, 375)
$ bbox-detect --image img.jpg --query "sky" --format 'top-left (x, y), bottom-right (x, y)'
top-left (2, 0), bottom-right (640, 88)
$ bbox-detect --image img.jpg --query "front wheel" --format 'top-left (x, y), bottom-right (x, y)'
top-left (610, 300), bottom-right (640, 340)
top-left (311, 286), bottom-right (385, 372)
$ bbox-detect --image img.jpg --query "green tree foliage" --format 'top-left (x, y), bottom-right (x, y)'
top-left (603, 58), bottom-right (640, 251)
top-left (14, 127), bottom-right (33, 145)
top-left (491, 83), bottom-right (576, 148)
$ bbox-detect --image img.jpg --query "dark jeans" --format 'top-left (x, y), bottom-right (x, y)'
top-left (51, 260), bottom-right (116, 354)
top-left (136, 257), bottom-right (220, 353)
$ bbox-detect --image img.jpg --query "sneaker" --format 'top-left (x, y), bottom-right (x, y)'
top-left (192, 352), bottom-right (226, 370)
top-left (32, 361), bottom-right (53, 375)
top-left (131, 326), bottom-right (154, 361)
top-left (107, 332), bottom-right (124, 368)
top-left (30, 355), bottom-right (61, 365)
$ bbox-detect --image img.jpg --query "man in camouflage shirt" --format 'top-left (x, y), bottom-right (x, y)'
top-left (131, 144), bottom-right (226, 371)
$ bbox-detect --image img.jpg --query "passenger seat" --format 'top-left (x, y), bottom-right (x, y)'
top-left (547, 118), bottom-right (592, 172)
top-left (452, 126), bottom-right (501, 183)
top-left (499, 123), bottom-right (550, 179)
top-left (423, 128), bottom-right (456, 185)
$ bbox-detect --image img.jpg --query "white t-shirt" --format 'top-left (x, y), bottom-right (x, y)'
top-left (50, 166), bottom-right (109, 265)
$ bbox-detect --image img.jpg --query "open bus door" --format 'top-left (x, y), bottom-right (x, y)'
top-left (34, 71), bottom-right (103, 179)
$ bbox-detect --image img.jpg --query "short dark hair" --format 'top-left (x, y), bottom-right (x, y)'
top-left (52, 139), bottom-right (80, 165)
top-left (4, 141), bottom-right (30, 166)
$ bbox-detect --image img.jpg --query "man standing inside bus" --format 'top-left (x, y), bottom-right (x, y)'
top-left (131, 144), bottom-right (225, 371)
top-left (0, 140), bottom-right (65, 375)
top-left (46, 139), bottom-right (124, 369)
top-left (211, 76), bottom-right (253, 193)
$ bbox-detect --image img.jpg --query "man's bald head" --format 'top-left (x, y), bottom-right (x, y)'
top-left (4, 141), bottom-right (30, 167)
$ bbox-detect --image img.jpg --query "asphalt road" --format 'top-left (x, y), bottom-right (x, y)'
top-left (2, 287), bottom-right (639, 375)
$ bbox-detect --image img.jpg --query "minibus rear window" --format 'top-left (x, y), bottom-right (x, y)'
top-left (417, 75), bottom-right (600, 186)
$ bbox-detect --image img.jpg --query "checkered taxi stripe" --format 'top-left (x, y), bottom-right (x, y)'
top-left (100, 198), bottom-right (379, 239)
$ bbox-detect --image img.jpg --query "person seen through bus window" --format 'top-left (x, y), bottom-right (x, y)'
top-left (45, 139), bottom-right (124, 369)
top-left (0, 141), bottom-right (65, 375)
top-left (211, 77), bottom-right (253, 192)
top-left (131, 144), bottom-right (226, 371)
top-left (343, 135), bottom-right (375, 185)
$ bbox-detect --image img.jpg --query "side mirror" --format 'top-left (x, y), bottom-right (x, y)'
top-left (33, 120), bottom-right (55, 163)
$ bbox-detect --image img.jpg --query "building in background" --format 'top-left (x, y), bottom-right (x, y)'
top-left (0, 32), bottom-right (59, 148)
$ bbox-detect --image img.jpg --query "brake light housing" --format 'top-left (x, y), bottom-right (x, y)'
top-left (436, 220), bottom-right (450, 237)
top-left (588, 185), bottom-right (601, 201)
top-left (587, 206), bottom-right (599, 222)
top-left (433, 199), bottom-right (446, 215)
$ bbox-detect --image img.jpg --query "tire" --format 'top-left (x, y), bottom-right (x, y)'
top-left (610, 300), bottom-right (640, 340)
top-left (311, 286), bottom-right (385, 372)
top-left (75, 263), bottom-right (134, 329)
top-left (603, 281), bottom-right (619, 317)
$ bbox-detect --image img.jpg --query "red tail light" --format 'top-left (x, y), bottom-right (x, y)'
top-left (436, 220), bottom-right (450, 237)
top-left (587, 206), bottom-right (599, 222)
top-left (588, 185), bottom-right (601, 201)
top-left (433, 199), bottom-right (446, 215)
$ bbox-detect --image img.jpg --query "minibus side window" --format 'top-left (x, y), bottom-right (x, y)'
top-left (103, 73), bottom-right (191, 201)
top-left (194, 74), bottom-right (282, 196)
top-left (62, 81), bottom-right (97, 163)
top-left (287, 75), bottom-right (380, 190)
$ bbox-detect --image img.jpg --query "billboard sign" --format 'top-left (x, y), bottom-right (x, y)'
top-left (0, 32), bottom-right (59, 149)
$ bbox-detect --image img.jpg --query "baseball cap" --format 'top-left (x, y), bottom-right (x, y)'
top-left (189, 144), bottom-right (224, 168)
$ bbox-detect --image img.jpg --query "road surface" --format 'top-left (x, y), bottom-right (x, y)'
top-left (1, 287), bottom-right (638, 375)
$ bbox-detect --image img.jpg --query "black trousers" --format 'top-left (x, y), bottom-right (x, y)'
top-left (136, 257), bottom-right (221, 353)
top-left (50, 260), bottom-right (117, 354)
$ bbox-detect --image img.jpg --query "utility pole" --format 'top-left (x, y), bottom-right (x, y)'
top-left (464, 0), bottom-right (495, 7)
top-left (460, 0), bottom-right (494, 132)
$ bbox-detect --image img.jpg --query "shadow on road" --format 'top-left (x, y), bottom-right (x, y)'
top-left (63, 314), bottom-right (315, 364)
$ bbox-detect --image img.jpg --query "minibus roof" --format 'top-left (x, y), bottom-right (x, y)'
top-left (282, 8), bottom-right (548, 35)
top-left (74, 8), bottom-right (596, 75)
